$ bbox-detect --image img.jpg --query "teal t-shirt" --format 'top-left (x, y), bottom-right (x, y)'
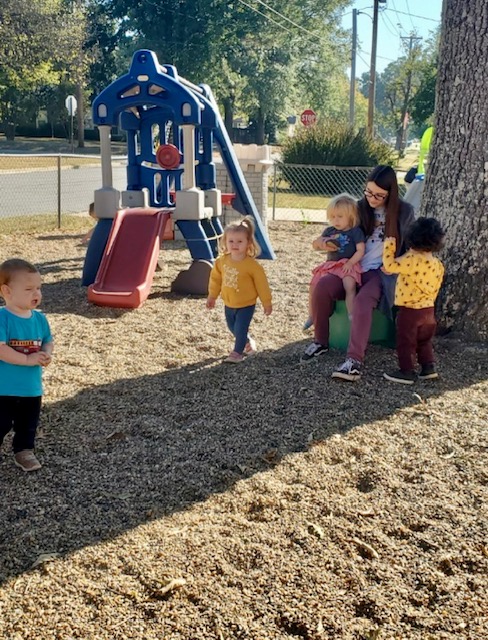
top-left (0, 307), bottom-right (52, 397)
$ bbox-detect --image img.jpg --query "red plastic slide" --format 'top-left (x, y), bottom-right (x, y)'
top-left (87, 207), bottom-right (171, 308)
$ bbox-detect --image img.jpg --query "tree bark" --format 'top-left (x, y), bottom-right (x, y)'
top-left (222, 96), bottom-right (234, 140)
top-left (76, 83), bottom-right (85, 149)
top-left (256, 108), bottom-right (266, 145)
top-left (421, 0), bottom-right (488, 341)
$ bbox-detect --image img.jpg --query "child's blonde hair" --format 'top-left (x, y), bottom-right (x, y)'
top-left (219, 216), bottom-right (261, 257)
top-left (327, 193), bottom-right (359, 228)
top-left (0, 258), bottom-right (39, 288)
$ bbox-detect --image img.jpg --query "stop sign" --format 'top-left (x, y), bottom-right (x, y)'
top-left (300, 109), bottom-right (317, 126)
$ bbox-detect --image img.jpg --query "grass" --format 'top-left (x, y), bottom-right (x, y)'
top-left (0, 214), bottom-right (88, 235)
top-left (0, 156), bottom-right (104, 171)
top-left (269, 191), bottom-right (331, 210)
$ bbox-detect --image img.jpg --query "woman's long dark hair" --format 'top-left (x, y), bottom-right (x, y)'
top-left (358, 165), bottom-right (401, 246)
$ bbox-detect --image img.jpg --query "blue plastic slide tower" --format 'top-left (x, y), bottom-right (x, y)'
top-left (82, 49), bottom-right (275, 293)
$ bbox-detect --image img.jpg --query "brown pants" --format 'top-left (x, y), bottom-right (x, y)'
top-left (396, 306), bottom-right (436, 371)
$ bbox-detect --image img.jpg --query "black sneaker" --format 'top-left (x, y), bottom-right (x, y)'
top-left (383, 370), bottom-right (416, 385)
top-left (332, 358), bottom-right (362, 381)
top-left (300, 342), bottom-right (328, 362)
top-left (419, 364), bottom-right (439, 380)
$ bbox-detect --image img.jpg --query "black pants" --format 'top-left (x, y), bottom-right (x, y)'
top-left (0, 396), bottom-right (42, 453)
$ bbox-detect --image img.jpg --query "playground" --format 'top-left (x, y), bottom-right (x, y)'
top-left (1, 221), bottom-right (487, 639)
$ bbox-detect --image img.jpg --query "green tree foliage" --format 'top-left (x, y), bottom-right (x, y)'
top-left (359, 31), bottom-right (440, 148)
top-left (409, 31), bottom-right (440, 129)
top-left (0, 0), bottom-right (90, 135)
top-left (107, 0), bottom-right (351, 142)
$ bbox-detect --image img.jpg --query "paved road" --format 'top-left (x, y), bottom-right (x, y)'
top-left (0, 163), bottom-right (128, 217)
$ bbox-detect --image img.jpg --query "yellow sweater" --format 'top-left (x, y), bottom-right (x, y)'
top-left (383, 238), bottom-right (444, 309)
top-left (208, 254), bottom-right (272, 309)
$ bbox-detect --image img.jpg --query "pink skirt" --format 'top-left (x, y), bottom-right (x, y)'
top-left (311, 259), bottom-right (362, 288)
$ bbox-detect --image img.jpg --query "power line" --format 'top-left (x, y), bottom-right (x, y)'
top-left (235, 0), bottom-right (299, 39)
top-left (253, 0), bottom-right (325, 42)
top-left (404, 0), bottom-right (417, 32)
top-left (389, 0), bottom-right (405, 33)
top-left (235, 0), bottom-right (325, 45)
top-left (384, 7), bottom-right (439, 23)
top-left (380, 11), bottom-right (401, 38)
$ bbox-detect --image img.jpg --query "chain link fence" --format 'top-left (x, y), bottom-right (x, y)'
top-left (0, 153), bottom-right (407, 233)
top-left (0, 154), bottom-right (127, 233)
top-left (268, 163), bottom-right (407, 222)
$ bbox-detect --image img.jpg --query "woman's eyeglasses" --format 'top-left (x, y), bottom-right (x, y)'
top-left (364, 188), bottom-right (387, 201)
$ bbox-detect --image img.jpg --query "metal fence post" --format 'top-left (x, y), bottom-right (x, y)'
top-left (271, 162), bottom-right (277, 221)
top-left (57, 155), bottom-right (61, 229)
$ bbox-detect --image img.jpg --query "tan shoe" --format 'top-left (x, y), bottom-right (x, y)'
top-left (14, 450), bottom-right (42, 472)
top-left (224, 351), bottom-right (244, 363)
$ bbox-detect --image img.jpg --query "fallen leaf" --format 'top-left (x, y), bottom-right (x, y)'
top-left (31, 553), bottom-right (60, 569)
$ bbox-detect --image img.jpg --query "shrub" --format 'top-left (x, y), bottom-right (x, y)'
top-left (280, 121), bottom-right (394, 195)
top-left (282, 120), bottom-right (394, 166)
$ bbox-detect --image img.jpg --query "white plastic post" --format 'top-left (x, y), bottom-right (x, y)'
top-left (181, 125), bottom-right (196, 190)
top-left (99, 125), bottom-right (113, 188)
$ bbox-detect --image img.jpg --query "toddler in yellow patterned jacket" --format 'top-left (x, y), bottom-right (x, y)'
top-left (382, 217), bottom-right (445, 384)
top-left (207, 217), bottom-right (272, 363)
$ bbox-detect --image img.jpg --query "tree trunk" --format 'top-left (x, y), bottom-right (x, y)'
top-left (222, 96), bottom-right (234, 140)
top-left (421, 0), bottom-right (488, 341)
top-left (76, 83), bottom-right (85, 148)
top-left (256, 108), bottom-right (266, 145)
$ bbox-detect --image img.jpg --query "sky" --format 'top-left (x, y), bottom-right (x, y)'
top-left (340, 0), bottom-right (444, 78)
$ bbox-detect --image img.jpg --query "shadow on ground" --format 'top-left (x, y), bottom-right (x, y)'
top-left (1, 336), bottom-right (486, 584)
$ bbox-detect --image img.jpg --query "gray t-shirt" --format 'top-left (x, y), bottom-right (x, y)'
top-left (321, 225), bottom-right (366, 261)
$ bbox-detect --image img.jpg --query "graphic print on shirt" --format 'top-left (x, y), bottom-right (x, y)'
top-left (371, 210), bottom-right (385, 243)
top-left (222, 264), bottom-right (240, 293)
top-left (8, 339), bottom-right (42, 355)
top-left (326, 232), bottom-right (350, 253)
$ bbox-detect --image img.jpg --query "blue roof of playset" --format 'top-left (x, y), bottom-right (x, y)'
top-left (93, 50), bottom-right (205, 128)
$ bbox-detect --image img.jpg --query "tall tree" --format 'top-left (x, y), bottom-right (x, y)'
top-left (421, 0), bottom-right (487, 340)
top-left (409, 29), bottom-right (440, 130)
top-left (108, 0), bottom-right (350, 143)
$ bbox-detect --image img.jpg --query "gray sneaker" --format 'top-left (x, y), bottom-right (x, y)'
top-left (14, 450), bottom-right (42, 472)
top-left (332, 357), bottom-right (362, 381)
top-left (300, 342), bottom-right (328, 362)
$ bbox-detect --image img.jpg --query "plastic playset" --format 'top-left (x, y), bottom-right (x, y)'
top-left (82, 49), bottom-right (275, 308)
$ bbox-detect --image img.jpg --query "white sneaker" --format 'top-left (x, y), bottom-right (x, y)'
top-left (244, 337), bottom-right (257, 356)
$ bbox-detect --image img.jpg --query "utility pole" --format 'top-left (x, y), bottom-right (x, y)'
top-left (367, 0), bottom-right (386, 137)
top-left (400, 34), bottom-right (423, 54)
top-left (349, 9), bottom-right (358, 126)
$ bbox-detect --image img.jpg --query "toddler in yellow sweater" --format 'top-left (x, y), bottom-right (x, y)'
top-left (207, 217), bottom-right (272, 363)
top-left (382, 217), bottom-right (445, 384)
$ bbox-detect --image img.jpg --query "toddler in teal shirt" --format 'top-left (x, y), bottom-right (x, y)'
top-left (0, 259), bottom-right (53, 472)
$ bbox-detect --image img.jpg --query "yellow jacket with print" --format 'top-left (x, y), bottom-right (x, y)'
top-left (208, 254), bottom-right (272, 309)
top-left (383, 238), bottom-right (444, 309)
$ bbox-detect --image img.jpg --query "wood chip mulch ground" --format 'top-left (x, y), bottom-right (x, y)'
top-left (1, 221), bottom-right (487, 639)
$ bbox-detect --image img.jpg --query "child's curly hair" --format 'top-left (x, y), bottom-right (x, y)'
top-left (407, 217), bottom-right (445, 252)
top-left (219, 216), bottom-right (261, 257)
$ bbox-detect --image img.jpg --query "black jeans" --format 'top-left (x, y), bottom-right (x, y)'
top-left (0, 396), bottom-right (42, 453)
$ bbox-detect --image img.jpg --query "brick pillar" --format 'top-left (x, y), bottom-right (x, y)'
top-left (215, 144), bottom-right (273, 228)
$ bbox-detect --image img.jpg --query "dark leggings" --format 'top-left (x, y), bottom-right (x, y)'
top-left (224, 305), bottom-right (255, 354)
top-left (0, 396), bottom-right (42, 453)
